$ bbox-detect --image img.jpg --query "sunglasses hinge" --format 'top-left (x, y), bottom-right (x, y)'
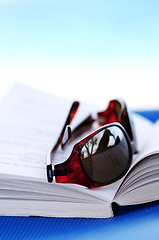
top-left (53, 169), bottom-right (67, 176)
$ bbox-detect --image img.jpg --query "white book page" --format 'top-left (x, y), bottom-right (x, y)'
top-left (0, 83), bottom-right (155, 205)
top-left (0, 83), bottom-right (97, 180)
top-left (129, 117), bottom-right (159, 170)
top-left (113, 116), bottom-right (159, 204)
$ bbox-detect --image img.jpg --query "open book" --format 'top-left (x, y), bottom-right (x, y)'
top-left (0, 83), bottom-right (159, 218)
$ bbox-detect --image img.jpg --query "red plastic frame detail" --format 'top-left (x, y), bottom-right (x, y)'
top-left (55, 123), bottom-right (132, 189)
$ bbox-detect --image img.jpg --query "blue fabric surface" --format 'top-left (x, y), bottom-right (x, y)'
top-left (134, 110), bottom-right (159, 123)
top-left (0, 201), bottom-right (159, 240)
top-left (0, 110), bottom-right (159, 240)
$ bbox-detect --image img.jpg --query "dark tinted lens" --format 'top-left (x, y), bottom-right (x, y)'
top-left (80, 126), bottom-right (130, 183)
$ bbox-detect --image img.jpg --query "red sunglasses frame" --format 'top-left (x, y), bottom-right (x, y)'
top-left (54, 123), bottom-right (133, 189)
top-left (47, 99), bottom-right (137, 189)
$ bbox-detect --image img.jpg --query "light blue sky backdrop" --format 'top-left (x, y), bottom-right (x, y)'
top-left (0, 0), bottom-right (159, 108)
top-left (0, 0), bottom-right (159, 64)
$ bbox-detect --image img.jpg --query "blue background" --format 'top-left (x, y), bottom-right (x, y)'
top-left (0, 0), bottom-right (159, 109)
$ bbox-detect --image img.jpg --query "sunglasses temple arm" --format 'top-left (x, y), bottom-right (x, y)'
top-left (63, 115), bottom-right (95, 147)
top-left (47, 101), bottom-right (79, 182)
top-left (51, 101), bottom-right (80, 154)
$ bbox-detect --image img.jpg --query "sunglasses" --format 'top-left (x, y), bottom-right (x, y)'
top-left (47, 99), bottom-right (137, 189)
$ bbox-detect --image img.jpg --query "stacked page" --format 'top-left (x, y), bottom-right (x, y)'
top-left (0, 83), bottom-right (158, 218)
